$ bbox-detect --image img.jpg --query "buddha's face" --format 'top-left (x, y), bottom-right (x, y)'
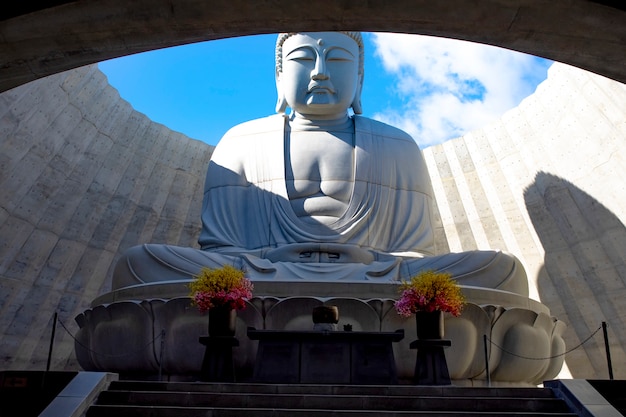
top-left (279, 32), bottom-right (360, 119)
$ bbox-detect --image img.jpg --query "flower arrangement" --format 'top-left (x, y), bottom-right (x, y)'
top-left (189, 265), bottom-right (253, 313)
top-left (394, 270), bottom-right (465, 317)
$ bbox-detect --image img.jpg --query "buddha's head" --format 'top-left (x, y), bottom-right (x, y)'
top-left (275, 32), bottom-right (364, 118)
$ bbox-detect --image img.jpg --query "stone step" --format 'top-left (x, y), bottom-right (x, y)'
top-left (86, 405), bottom-right (579, 417)
top-left (86, 381), bottom-right (579, 417)
top-left (95, 390), bottom-right (573, 413)
top-left (107, 380), bottom-right (558, 398)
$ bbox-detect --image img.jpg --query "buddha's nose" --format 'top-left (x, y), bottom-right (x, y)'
top-left (311, 58), bottom-right (329, 80)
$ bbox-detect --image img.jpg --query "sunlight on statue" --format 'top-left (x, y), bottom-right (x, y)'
top-left (113, 32), bottom-right (528, 295)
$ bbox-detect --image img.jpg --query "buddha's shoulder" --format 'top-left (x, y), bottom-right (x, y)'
top-left (355, 116), bottom-right (419, 147)
top-left (221, 115), bottom-right (285, 140)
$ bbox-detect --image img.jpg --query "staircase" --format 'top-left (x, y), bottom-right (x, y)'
top-left (588, 380), bottom-right (626, 415)
top-left (86, 380), bottom-right (579, 416)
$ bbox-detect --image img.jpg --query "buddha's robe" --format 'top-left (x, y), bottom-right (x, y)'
top-left (113, 115), bottom-right (528, 296)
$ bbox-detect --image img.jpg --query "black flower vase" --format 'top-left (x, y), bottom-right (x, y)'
top-left (412, 310), bottom-right (451, 385)
top-left (208, 306), bottom-right (237, 337)
top-left (415, 310), bottom-right (444, 340)
top-left (201, 306), bottom-right (238, 383)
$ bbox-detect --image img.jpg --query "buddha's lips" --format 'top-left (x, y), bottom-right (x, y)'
top-left (308, 85), bottom-right (335, 94)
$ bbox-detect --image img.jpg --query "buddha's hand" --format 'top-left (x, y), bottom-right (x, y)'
top-left (263, 243), bottom-right (376, 264)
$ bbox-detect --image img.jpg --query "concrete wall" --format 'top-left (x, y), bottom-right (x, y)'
top-left (423, 63), bottom-right (626, 379)
top-left (0, 65), bottom-right (213, 371)
top-left (0, 61), bottom-right (625, 379)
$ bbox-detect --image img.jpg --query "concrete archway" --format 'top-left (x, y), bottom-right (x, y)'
top-left (1, 0), bottom-right (626, 380)
top-left (1, 0), bottom-right (625, 92)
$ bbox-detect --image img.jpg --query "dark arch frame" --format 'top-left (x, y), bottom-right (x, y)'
top-left (0, 0), bottom-right (625, 93)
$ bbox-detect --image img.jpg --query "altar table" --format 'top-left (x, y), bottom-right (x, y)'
top-left (247, 328), bottom-right (404, 384)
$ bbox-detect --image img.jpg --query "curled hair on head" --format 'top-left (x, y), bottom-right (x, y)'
top-left (275, 32), bottom-right (364, 114)
top-left (275, 32), bottom-right (364, 78)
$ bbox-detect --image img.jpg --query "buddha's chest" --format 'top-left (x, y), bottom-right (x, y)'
top-left (284, 130), bottom-right (355, 223)
top-left (285, 130), bottom-right (354, 184)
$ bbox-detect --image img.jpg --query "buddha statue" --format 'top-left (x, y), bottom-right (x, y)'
top-left (112, 31), bottom-right (528, 296)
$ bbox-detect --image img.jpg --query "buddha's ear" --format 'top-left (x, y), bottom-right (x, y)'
top-left (275, 73), bottom-right (288, 114)
top-left (351, 74), bottom-right (364, 115)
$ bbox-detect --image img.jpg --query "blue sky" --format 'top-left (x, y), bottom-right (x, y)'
top-left (99, 33), bottom-right (552, 148)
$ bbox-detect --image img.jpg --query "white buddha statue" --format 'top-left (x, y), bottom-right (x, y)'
top-left (113, 32), bottom-right (528, 296)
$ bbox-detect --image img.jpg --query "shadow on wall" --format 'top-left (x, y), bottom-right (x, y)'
top-left (524, 171), bottom-right (626, 379)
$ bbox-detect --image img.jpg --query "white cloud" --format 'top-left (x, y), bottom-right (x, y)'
top-left (370, 33), bottom-right (552, 148)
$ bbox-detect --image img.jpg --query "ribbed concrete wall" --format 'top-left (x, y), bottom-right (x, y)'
top-left (0, 65), bottom-right (213, 371)
top-left (423, 63), bottom-right (626, 379)
top-left (0, 62), bottom-right (625, 380)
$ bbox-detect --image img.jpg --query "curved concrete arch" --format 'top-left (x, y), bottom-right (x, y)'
top-left (1, 0), bottom-right (625, 93)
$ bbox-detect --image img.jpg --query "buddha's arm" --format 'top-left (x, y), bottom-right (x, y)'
top-left (204, 134), bottom-right (248, 189)
top-left (364, 119), bottom-right (436, 255)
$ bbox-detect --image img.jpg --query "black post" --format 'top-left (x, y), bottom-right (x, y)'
top-left (159, 329), bottom-right (165, 381)
top-left (46, 312), bottom-right (58, 371)
top-left (483, 334), bottom-right (491, 387)
top-left (602, 322), bottom-right (614, 380)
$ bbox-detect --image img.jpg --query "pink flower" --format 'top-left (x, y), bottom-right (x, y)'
top-left (394, 271), bottom-right (465, 318)
top-left (189, 266), bottom-right (254, 313)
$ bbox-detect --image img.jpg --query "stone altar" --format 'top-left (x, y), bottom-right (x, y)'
top-left (247, 328), bottom-right (404, 384)
top-left (75, 32), bottom-right (565, 385)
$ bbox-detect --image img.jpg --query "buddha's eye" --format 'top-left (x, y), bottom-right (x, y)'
top-left (326, 48), bottom-right (354, 62)
top-left (286, 48), bottom-right (316, 62)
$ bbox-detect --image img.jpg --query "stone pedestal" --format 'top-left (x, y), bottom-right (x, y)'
top-left (75, 281), bottom-right (566, 386)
